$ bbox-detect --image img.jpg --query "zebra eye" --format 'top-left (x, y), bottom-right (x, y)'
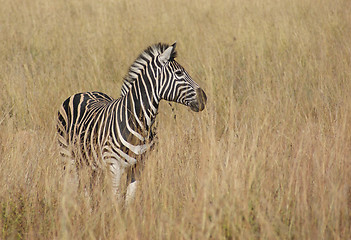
top-left (174, 70), bottom-right (183, 78)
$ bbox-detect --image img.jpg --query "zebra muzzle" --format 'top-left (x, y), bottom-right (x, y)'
top-left (190, 88), bottom-right (207, 112)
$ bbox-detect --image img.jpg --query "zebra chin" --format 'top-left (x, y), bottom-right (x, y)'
top-left (189, 88), bottom-right (207, 112)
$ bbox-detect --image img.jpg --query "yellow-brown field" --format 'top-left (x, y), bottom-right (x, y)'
top-left (1, 0), bottom-right (351, 239)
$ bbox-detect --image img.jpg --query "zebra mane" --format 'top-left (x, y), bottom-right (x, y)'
top-left (120, 43), bottom-right (177, 97)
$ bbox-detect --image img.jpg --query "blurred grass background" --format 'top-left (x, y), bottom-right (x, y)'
top-left (1, 0), bottom-right (351, 239)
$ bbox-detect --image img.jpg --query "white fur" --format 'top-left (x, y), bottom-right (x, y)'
top-left (159, 45), bottom-right (174, 64)
top-left (125, 181), bottom-right (138, 205)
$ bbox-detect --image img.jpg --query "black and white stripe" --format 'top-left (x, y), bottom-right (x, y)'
top-left (57, 42), bottom-right (207, 201)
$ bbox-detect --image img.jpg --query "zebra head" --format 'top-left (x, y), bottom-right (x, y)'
top-left (158, 43), bottom-right (207, 112)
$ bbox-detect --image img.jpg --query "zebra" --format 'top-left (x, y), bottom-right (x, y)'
top-left (56, 42), bottom-right (207, 203)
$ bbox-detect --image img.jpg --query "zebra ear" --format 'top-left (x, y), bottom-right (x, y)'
top-left (159, 42), bottom-right (176, 64)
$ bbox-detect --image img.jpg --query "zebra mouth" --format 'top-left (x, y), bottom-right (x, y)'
top-left (190, 88), bottom-right (207, 112)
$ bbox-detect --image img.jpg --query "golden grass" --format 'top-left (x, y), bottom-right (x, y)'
top-left (1, 0), bottom-right (351, 239)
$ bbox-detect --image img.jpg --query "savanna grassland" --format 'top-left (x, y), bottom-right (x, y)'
top-left (1, 0), bottom-right (351, 239)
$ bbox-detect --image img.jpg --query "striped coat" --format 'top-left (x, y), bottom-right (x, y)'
top-left (57, 42), bottom-right (207, 202)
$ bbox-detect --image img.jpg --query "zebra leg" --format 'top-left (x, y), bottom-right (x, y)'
top-left (125, 181), bottom-right (138, 205)
top-left (61, 155), bottom-right (79, 191)
top-left (109, 161), bottom-right (124, 201)
top-left (125, 165), bottom-right (138, 205)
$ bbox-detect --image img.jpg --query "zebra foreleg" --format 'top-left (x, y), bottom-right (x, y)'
top-left (125, 165), bottom-right (139, 205)
top-left (108, 161), bottom-right (125, 201)
top-left (125, 181), bottom-right (138, 205)
top-left (110, 163), bottom-right (137, 205)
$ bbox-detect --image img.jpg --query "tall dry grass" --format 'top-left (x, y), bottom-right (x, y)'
top-left (1, 0), bottom-right (351, 239)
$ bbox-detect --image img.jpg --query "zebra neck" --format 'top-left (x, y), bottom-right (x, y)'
top-left (125, 81), bottom-right (160, 136)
